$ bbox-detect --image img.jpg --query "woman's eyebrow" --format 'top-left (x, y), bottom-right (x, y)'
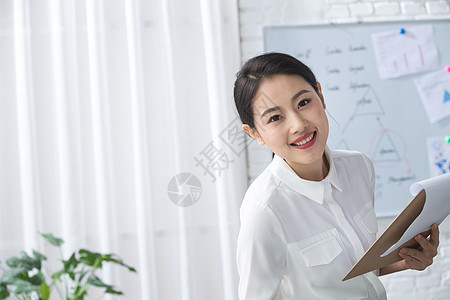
top-left (291, 89), bottom-right (310, 101)
top-left (259, 90), bottom-right (311, 119)
top-left (260, 106), bottom-right (280, 119)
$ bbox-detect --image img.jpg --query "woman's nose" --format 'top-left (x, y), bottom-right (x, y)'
top-left (289, 113), bottom-right (308, 134)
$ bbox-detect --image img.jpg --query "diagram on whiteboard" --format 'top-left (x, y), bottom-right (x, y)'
top-left (332, 85), bottom-right (416, 205)
top-left (338, 87), bottom-right (411, 170)
top-left (323, 68), bottom-right (422, 216)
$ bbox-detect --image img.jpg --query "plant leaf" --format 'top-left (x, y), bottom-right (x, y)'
top-left (86, 276), bottom-right (111, 289)
top-left (29, 271), bottom-right (45, 286)
top-left (105, 287), bottom-right (123, 295)
top-left (63, 253), bottom-right (79, 269)
top-left (78, 249), bottom-right (102, 268)
top-left (5, 257), bottom-right (20, 268)
top-left (5, 251), bottom-right (42, 272)
top-left (32, 250), bottom-right (46, 262)
top-left (40, 233), bottom-right (64, 247)
top-left (39, 282), bottom-right (50, 300)
top-left (19, 251), bottom-right (41, 270)
top-left (10, 279), bottom-right (39, 294)
top-left (86, 277), bottom-right (123, 295)
top-left (99, 254), bottom-right (137, 273)
top-left (60, 253), bottom-right (79, 281)
top-left (0, 284), bottom-right (10, 299)
top-left (0, 267), bottom-right (27, 284)
top-left (78, 250), bottom-right (137, 273)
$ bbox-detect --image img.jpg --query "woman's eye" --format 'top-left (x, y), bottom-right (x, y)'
top-left (298, 99), bottom-right (310, 108)
top-left (268, 115), bottom-right (281, 123)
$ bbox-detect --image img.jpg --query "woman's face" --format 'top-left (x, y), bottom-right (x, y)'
top-left (243, 74), bottom-right (329, 179)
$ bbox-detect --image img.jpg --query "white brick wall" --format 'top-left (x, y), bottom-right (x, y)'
top-left (401, 2), bottom-right (427, 15)
top-left (325, 4), bottom-right (350, 18)
top-left (374, 2), bottom-right (401, 16)
top-left (426, 0), bottom-right (450, 14)
top-left (237, 0), bottom-right (450, 298)
top-left (349, 2), bottom-right (375, 16)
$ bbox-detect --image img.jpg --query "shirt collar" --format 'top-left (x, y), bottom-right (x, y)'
top-left (270, 147), bottom-right (343, 204)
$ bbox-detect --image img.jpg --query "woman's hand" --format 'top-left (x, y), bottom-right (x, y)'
top-left (379, 224), bottom-right (440, 276)
top-left (398, 223), bottom-right (440, 271)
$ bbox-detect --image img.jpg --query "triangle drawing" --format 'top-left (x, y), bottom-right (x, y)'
top-left (372, 132), bottom-right (401, 163)
top-left (354, 88), bottom-right (385, 116)
top-left (444, 89), bottom-right (450, 103)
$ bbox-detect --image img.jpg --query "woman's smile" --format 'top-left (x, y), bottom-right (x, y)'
top-left (290, 131), bottom-right (316, 149)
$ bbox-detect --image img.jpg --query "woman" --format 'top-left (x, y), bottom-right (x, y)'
top-left (233, 52), bottom-right (439, 299)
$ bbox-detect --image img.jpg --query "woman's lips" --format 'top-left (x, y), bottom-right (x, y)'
top-left (290, 131), bottom-right (317, 149)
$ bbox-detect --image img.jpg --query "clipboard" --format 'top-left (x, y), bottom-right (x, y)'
top-left (343, 172), bottom-right (450, 281)
top-left (342, 189), bottom-right (429, 281)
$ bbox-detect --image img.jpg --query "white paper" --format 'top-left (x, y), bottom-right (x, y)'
top-left (427, 136), bottom-right (450, 177)
top-left (372, 25), bottom-right (440, 79)
top-left (414, 69), bottom-right (450, 123)
top-left (382, 173), bottom-right (450, 257)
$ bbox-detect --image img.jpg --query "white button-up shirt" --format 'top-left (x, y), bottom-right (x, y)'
top-left (237, 148), bottom-right (387, 299)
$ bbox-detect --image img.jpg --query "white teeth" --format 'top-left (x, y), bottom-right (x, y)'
top-left (292, 132), bottom-right (315, 146)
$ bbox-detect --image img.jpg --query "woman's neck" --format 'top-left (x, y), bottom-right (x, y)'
top-left (288, 153), bottom-right (330, 182)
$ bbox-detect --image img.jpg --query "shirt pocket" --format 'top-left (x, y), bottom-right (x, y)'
top-left (353, 201), bottom-right (378, 243)
top-left (291, 228), bottom-right (343, 267)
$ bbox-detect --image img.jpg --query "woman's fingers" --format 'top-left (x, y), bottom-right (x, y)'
top-left (398, 224), bottom-right (440, 271)
top-left (429, 223), bottom-right (440, 248)
top-left (415, 224), bottom-right (439, 257)
top-left (399, 247), bottom-right (430, 270)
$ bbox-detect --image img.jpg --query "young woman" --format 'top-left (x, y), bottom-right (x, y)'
top-left (233, 52), bottom-right (439, 299)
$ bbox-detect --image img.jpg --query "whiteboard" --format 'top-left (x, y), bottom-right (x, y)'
top-left (264, 20), bottom-right (450, 216)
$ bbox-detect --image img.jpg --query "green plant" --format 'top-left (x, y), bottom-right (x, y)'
top-left (0, 233), bottom-right (136, 300)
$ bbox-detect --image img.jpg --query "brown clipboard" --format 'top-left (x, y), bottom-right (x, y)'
top-left (343, 189), bottom-right (430, 281)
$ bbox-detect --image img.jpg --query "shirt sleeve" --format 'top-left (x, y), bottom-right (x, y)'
top-left (236, 204), bottom-right (286, 300)
top-left (360, 153), bottom-right (375, 204)
top-left (360, 153), bottom-right (381, 277)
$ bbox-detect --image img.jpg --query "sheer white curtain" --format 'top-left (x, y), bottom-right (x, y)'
top-left (0, 0), bottom-right (247, 299)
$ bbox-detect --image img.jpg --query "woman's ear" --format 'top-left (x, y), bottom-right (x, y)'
top-left (316, 82), bottom-right (326, 109)
top-left (242, 124), bottom-right (265, 146)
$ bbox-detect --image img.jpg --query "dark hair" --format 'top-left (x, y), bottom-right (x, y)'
top-left (233, 52), bottom-right (319, 128)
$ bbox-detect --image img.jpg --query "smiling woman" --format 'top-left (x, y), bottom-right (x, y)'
top-left (233, 53), bottom-right (440, 300)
